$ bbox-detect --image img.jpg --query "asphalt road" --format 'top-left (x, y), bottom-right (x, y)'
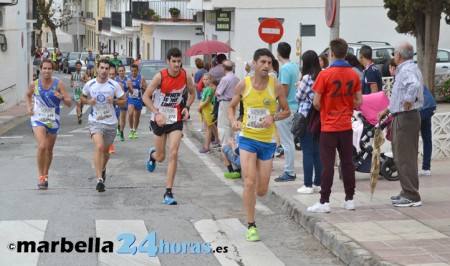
top-left (0, 73), bottom-right (343, 266)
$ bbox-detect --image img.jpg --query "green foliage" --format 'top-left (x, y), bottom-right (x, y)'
top-left (0, 95), bottom-right (4, 104)
top-left (384, 0), bottom-right (450, 36)
top-left (169, 7), bottom-right (180, 16)
top-left (152, 14), bottom-right (161, 21)
top-left (436, 79), bottom-right (450, 102)
top-left (141, 8), bottom-right (155, 20)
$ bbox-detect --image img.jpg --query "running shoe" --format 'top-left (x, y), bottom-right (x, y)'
top-left (199, 147), bottom-right (210, 153)
top-left (307, 202), bottom-right (331, 213)
top-left (96, 179), bottom-right (105, 192)
top-left (128, 131), bottom-right (134, 139)
top-left (116, 129), bottom-right (120, 136)
top-left (146, 147), bottom-right (156, 172)
top-left (120, 132), bottom-right (125, 141)
top-left (77, 115), bottom-right (82, 125)
top-left (275, 146), bottom-right (284, 158)
top-left (274, 172), bottom-right (296, 182)
top-left (211, 140), bottom-right (221, 147)
top-left (246, 226), bottom-right (260, 242)
top-left (163, 192), bottom-right (177, 205)
top-left (224, 172), bottom-right (241, 179)
top-left (109, 144), bottom-right (115, 154)
top-left (133, 131), bottom-right (138, 139)
top-left (37, 176), bottom-right (48, 190)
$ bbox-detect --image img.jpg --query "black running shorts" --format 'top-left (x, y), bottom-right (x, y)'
top-left (150, 121), bottom-right (183, 136)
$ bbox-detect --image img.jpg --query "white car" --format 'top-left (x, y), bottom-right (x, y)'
top-left (414, 49), bottom-right (450, 74)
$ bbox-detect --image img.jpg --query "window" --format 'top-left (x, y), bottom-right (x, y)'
top-left (161, 40), bottom-right (190, 66)
top-left (437, 50), bottom-right (449, 63)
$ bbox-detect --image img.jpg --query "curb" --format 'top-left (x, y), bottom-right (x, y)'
top-left (184, 122), bottom-right (399, 266)
top-left (0, 114), bottom-right (29, 136)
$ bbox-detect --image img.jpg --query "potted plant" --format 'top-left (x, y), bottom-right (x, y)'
top-left (169, 7), bottom-right (180, 22)
top-left (141, 8), bottom-right (155, 20)
top-left (152, 14), bottom-right (161, 21)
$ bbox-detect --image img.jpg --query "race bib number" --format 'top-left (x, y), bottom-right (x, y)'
top-left (37, 106), bottom-right (56, 123)
top-left (132, 88), bottom-right (140, 98)
top-left (160, 107), bottom-right (177, 125)
top-left (88, 61), bottom-right (94, 67)
top-left (93, 104), bottom-right (112, 121)
top-left (246, 108), bottom-right (269, 129)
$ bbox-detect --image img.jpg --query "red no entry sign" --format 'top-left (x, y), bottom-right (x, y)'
top-left (258, 18), bottom-right (284, 44)
top-left (325, 0), bottom-right (337, 27)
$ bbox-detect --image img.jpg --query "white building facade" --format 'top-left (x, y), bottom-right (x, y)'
top-left (0, 0), bottom-right (35, 108)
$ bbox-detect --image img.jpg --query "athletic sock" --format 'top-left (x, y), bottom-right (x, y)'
top-left (248, 222), bottom-right (256, 229)
top-left (227, 165), bottom-right (234, 173)
top-left (165, 188), bottom-right (173, 197)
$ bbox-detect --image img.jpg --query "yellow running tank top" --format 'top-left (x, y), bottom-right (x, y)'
top-left (241, 76), bottom-right (277, 143)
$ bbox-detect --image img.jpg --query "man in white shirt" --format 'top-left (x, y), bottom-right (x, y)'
top-left (81, 59), bottom-right (127, 192)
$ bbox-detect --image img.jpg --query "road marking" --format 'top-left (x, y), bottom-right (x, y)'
top-left (194, 218), bottom-right (284, 266)
top-left (0, 220), bottom-right (48, 266)
top-left (96, 220), bottom-right (161, 266)
top-left (57, 135), bottom-right (74, 137)
top-left (68, 127), bottom-right (89, 134)
top-left (0, 136), bottom-right (24, 139)
top-left (182, 137), bottom-right (273, 215)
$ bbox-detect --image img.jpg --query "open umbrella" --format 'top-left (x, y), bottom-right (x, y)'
top-left (370, 126), bottom-right (385, 201)
top-left (183, 40), bottom-right (234, 56)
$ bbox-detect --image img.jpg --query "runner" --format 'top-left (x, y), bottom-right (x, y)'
top-left (127, 64), bottom-right (146, 139)
top-left (25, 59), bottom-right (72, 190)
top-left (81, 59), bottom-right (126, 192)
top-left (143, 47), bottom-right (195, 205)
top-left (85, 50), bottom-right (96, 78)
top-left (227, 48), bottom-right (290, 241)
top-left (71, 61), bottom-right (89, 124)
top-left (108, 65), bottom-right (121, 154)
top-left (115, 65), bottom-right (133, 141)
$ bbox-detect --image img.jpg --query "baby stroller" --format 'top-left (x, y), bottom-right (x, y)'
top-left (339, 91), bottom-right (399, 181)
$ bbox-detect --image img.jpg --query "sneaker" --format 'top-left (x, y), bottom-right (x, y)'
top-left (392, 197), bottom-right (422, 207)
top-left (307, 202), bottom-right (331, 213)
top-left (133, 131), bottom-right (138, 139)
top-left (211, 140), bottom-right (221, 147)
top-left (274, 172), bottom-right (296, 182)
top-left (275, 146), bottom-right (284, 158)
top-left (224, 172), bottom-right (241, 179)
top-left (341, 200), bottom-right (355, 210)
top-left (77, 115), bottom-right (82, 125)
top-left (146, 147), bottom-right (156, 172)
top-left (96, 179), bottom-right (105, 192)
top-left (120, 132), bottom-right (125, 141)
top-left (109, 144), bottom-right (115, 154)
top-left (128, 131), bottom-right (134, 139)
top-left (199, 147), bottom-right (210, 153)
top-left (163, 192), bottom-right (177, 205)
top-left (37, 176), bottom-right (48, 190)
top-left (116, 129), bottom-right (120, 136)
top-left (313, 185), bottom-right (321, 193)
top-left (390, 194), bottom-right (402, 202)
top-left (246, 226), bottom-right (260, 242)
top-left (297, 185), bottom-right (314, 194)
top-left (102, 169), bottom-right (106, 183)
top-left (418, 169), bottom-right (432, 176)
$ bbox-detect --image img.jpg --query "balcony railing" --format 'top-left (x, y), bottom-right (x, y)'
top-left (125, 11), bottom-right (132, 27)
top-left (131, 0), bottom-right (194, 21)
top-left (102, 17), bottom-right (111, 31)
top-left (111, 12), bottom-right (122, 28)
top-left (98, 20), bottom-right (103, 31)
top-left (86, 11), bottom-right (94, 19)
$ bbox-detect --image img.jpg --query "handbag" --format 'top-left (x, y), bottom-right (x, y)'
top-left (290, 112), bottom-right (307, 138)
top-left (307, 106), bottom-right (321, 140)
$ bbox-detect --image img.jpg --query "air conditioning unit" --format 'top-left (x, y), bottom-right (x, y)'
top-left (0, 0), bottom-right (18, 6)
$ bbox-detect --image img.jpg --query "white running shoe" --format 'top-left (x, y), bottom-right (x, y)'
top-left (341, 200), bottom-right (355, 210)
top-left (307, 202), bottom-right (330, 213)
top-left (418, 169), bottom-right (432, 176)
top-left (297, 185), bottom-right (314, 194)
top-left (313, 185), bottom-right (321, 193)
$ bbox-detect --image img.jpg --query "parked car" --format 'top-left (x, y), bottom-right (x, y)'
top-left (322, 41), bottom-right (394, 76)
top-left (121, 57), bottom-right (134, 74)
top-left (414, 48), bottom-right (450, 75)
top-left (138, 60), bottom-right (168, 82)
top-left (62, 52), bottom-right (81, 74)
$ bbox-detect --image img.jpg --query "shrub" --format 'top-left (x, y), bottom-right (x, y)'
top-left (169, 7), bottom-right (180, 16)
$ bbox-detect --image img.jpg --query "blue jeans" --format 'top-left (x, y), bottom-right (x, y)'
top-left (299, 130), bottom-right (322, 187)
top-left (275, 113), bottom-right (295, 175)
top-left (420, 107), bottom-right (435, 170)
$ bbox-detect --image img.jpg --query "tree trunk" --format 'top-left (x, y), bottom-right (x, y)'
top-left (415, 2), bottom-right (441, 95)
top-left (50, 27), bottom-right (59, 49)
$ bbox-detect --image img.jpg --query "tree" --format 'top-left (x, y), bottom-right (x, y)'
top-left (36, 0), bottom-right (73, 49)
top-left (384, 0), bottom-right (450, 94)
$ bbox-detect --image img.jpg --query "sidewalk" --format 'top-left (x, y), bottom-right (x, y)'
top-left (185, 100), bottom-right (450, 266)
top-left (0, 101), bottom-right (28, 136)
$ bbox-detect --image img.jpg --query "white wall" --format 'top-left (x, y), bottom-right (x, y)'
top-left (0, 2), bottom-right (32, 108)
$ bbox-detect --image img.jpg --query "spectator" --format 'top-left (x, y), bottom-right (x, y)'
top-left (378, 41), bottom-right (424, 207)
top-left (209, 54), bottom-right (227, 82)
top-left (197, 75), bottom-right (220, 153)
top-left (110, 52), bottom-right (121, 68)
top-left (359, 45), bottom-right (383, 94)
top-left (194, 58), bottom-right (208, 100)
top-left (222, 137), bottom-right (241, 179)
top-left (133, 54), bottom-right (141, 65)
top-left (216, 60), bottom-right (240, 145)
top-left (345, 53), bottom-right (364, 89)
top-left (307, 38), bottom-right (362, 213)
top-left (318, 54), bottom-right (329, 69)
top-left (295, 50), bottom-right (323, 194)
top-left (274, 42), bottom-right (300, 182)
top-left (55, 48), bottom-right (63, 74)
